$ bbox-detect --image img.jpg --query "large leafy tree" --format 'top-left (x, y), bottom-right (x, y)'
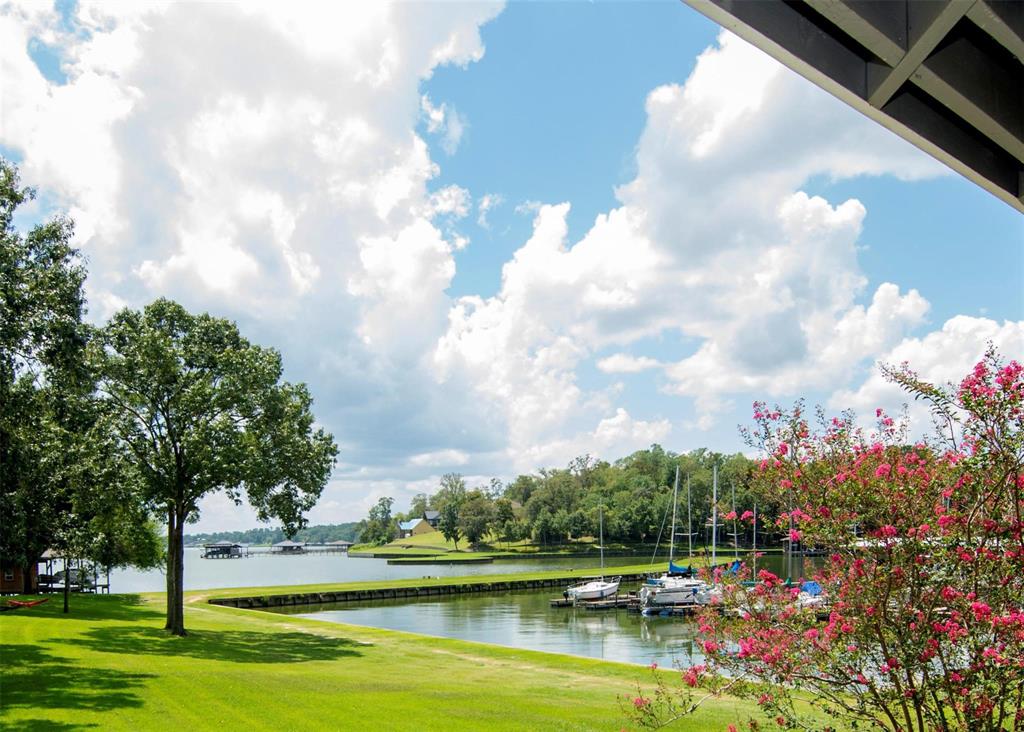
top-left (438, 501), bottom-right (462, 551)
top-left (1, 160), bottom-right (164, 608)
top-left (359, 496), bottom-right (396, 545)
top-left (92, 299), bottom-right (337, 635)
top-left (0, 159), bottom-right (88, 592)
top-left (458, 491), bottom-right (495, 546)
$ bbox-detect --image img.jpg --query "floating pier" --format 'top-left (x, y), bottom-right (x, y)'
top-left (548, 594), bottom-right (636, 610)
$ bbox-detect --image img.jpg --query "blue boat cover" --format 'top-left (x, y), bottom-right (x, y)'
top-left (726, 560), bottom-right (741, 575)
top-left (668, 560), bottom-right (692, 576)
top-left (801, 580), bottom-right (823, 596)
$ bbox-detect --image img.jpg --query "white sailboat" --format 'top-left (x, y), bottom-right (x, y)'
top-left (565, 505), bottom-right (620, 602)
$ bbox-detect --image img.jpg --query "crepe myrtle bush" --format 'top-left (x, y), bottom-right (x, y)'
top-left (624, 348), bottom-right (1023, 731)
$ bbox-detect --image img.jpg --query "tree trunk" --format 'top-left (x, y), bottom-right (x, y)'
top-left (22, 561), bottom-right (34, 594)
top-left (63, 557), bottom-right (69, 614)
top-left (165, 506), bottom-right (178, 632)
top-left (169, 509), bottom-right (187, 637)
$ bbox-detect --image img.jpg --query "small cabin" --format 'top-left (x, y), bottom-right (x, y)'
top-left (271, 540), bottom-right (306, 554)
top-left (398, 518), bottom-right (434, 539)
top-left (202, 541), bottom-right (246, 559)
top-left (423, 510), bottom-right (441, 528)
top-left (1, 561), bottom-right (37, 594)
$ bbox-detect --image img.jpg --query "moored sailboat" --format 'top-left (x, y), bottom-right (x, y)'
top-left (565, 505), bottom-right (620, 602)
top-left (640, 467), bottom-right (709, 608)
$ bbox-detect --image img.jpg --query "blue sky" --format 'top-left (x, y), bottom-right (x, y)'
top-left (2, 1), bottom-right (1021, 531)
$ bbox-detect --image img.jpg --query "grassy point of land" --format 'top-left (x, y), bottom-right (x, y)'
top-left (350, 530), bottom-right (745, 562)
top-left (1, 591), bottom-right (762, 731)
top-left (189, 563), bottom-right (666, 601)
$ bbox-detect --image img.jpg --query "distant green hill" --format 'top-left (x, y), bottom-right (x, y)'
top-left (183, 522), bottom-right (361, 546)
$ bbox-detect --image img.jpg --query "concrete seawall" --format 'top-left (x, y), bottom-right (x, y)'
top-left (208, 571), bottom-right (651, 609)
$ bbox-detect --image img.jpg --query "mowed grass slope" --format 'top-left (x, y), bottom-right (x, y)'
top-left (1, 593), bottom-right (759, 731)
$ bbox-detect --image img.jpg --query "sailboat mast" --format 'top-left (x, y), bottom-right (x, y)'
top-left (687, 474), bottom-right (693, 559)
top-left (753, 503), bottom-right (758, 575)
top-left (669, 466), bottom-right (679, 563)
top-left (599, 504), bottom-right (604, 577)
top-left (731, 480), bottom-right (738, 560)
top-left (711, 463), bottom-right (718, 567)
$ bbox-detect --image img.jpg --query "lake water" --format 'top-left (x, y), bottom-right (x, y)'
top-left (262, 553), bottom-right (816, 668)
top-left (107, 548), bottom-right (661, 593)
top-left (271, 583), bottom-right (708, 669)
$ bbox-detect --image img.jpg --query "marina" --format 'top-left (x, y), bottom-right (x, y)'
top-left (268, 583), bottom-right (712, 669)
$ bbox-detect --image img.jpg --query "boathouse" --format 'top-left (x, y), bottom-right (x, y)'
top-left (398, 518), bottom-right (434, 539)
top-left (271, 540), bottom-right (306, 554)
top-left (328, 540), bottom-right (354, 551)
top-left (202, 541), bottom-right (246, 559)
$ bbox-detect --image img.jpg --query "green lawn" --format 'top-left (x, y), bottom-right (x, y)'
top-left (1, 591), bottom-right (762, 731)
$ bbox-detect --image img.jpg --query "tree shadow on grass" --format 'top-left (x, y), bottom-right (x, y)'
top-left (12, 594), bottom-right (164, 623)
top-left (61, 594), bottom-right (164, 623)
top-left (0, 643), bottom-right (153, 720)
top-left (62, 625), bottom-right (363, 664)
top-left (5, 720), bottom-right (99, 730)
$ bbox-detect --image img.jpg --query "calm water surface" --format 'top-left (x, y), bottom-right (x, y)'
top-left (274, 584), bottom-right (707, 668)
top-left (266, 554), bottom-right (813, 668)
top-left (108, 548), bottom-right (659, 593)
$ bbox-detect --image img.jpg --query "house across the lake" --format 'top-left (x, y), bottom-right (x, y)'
top-left (398, 517), bottom-right (435, 539)
top-left (423, 510), bottom-right (440, 529)
top-left (202, 541), bottom-right (248, 559)
top-left (271, 540), bottom-right (306, 554)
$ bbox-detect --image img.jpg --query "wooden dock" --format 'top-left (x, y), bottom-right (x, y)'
top-left (548, 594), bottom-right (636, 610)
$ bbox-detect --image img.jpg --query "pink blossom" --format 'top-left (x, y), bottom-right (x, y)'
top-left (971, 601), bottom-right (992, 620)
top-left (874, 463), bottom-right (892, 478)
top-left (789, 529), bottom-right (801, 543)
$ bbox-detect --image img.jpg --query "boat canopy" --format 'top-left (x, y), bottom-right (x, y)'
top-left (801, 580), bottom-right (823, 596)
top-left (668, 560), bottom-right (692, 576)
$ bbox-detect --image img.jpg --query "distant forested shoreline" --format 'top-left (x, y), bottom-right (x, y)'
top-left (183, 522), bottom-right (361, 546)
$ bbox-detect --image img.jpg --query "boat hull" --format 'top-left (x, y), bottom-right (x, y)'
top-left (566, 579), bottom-right (620, 601)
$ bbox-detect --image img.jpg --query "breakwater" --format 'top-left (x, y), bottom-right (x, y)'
top-left (207, 571), bottom-right (651, 609)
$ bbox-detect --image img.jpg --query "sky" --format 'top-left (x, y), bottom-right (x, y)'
top-left (1, 1), bottom-right (1021, 533)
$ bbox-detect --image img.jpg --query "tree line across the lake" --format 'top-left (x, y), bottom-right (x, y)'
top-left (183, 522), bottom-right (361, 547)
top-left (358, 448), bottom-right (770, 551)
top-left (1, 160), bottom-right (338, 634)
